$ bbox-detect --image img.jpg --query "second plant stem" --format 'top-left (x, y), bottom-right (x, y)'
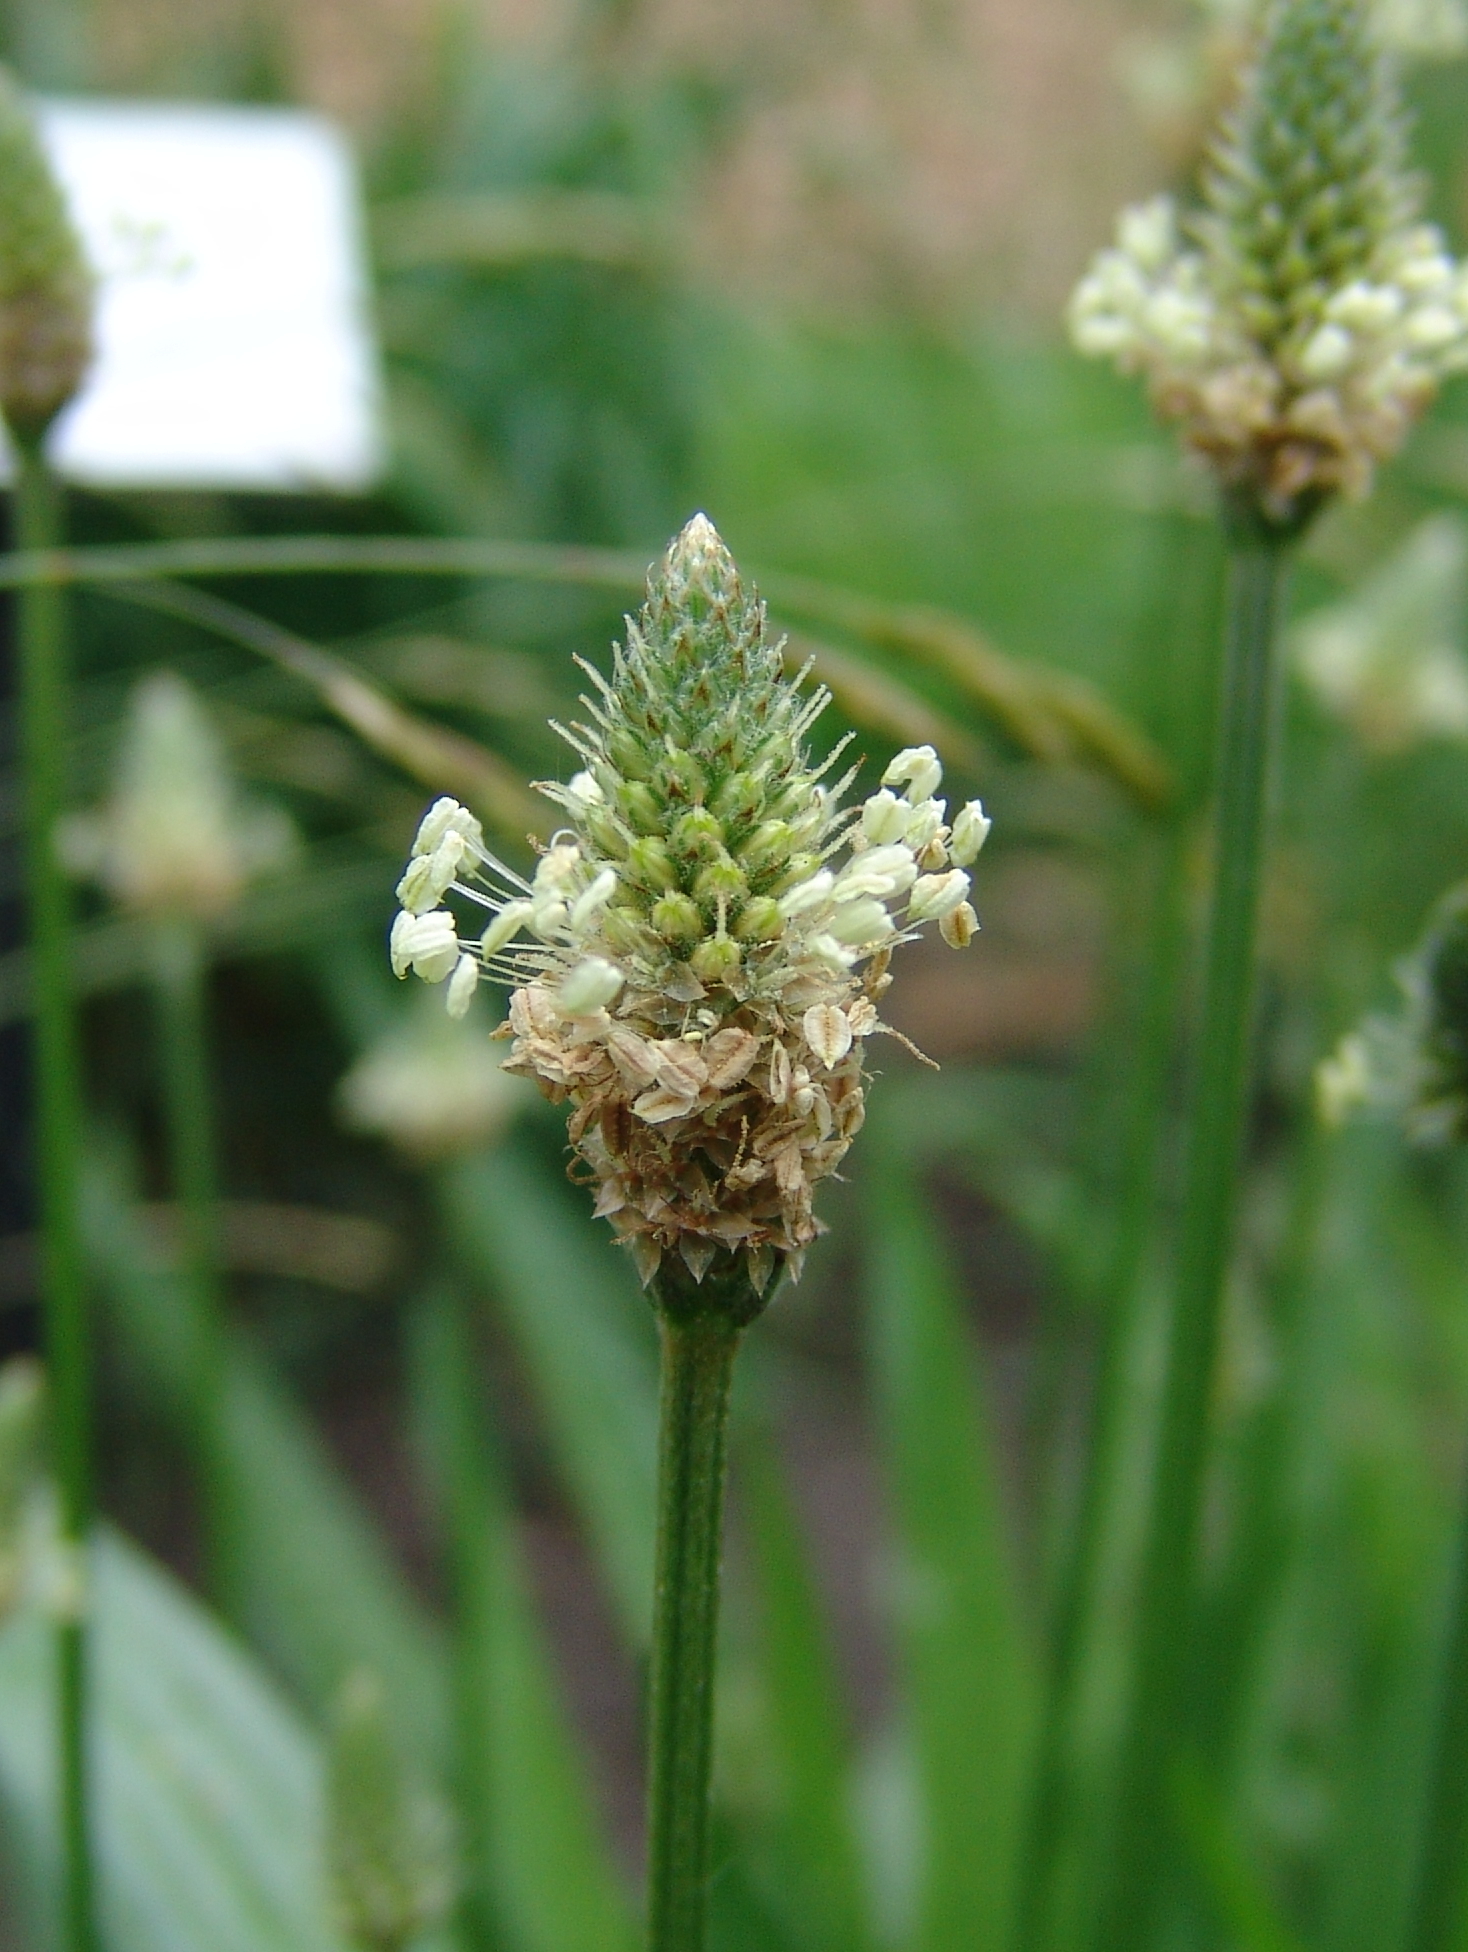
top-left (14, 442), bottom-right (97, 1952)
top-left (1095, 535), bottom-right (1291, 1952)
top-left (645, 1280), bottom-right (746, 1952)
top-left (150, 917), bottom-right (232, 1609)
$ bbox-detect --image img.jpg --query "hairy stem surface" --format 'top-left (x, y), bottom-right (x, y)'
top-left (15, 443), bottom-right (96, 1952)
top-left (1095, 537), bottom-right (1290, 1952)
top-left (645, 1286), bottom-right (745, 1952)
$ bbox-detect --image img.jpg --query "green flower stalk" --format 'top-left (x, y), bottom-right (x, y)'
top-left (1, 63), bottom-right (96, 1952)
top-left (391, 513), bottom-right (989, 1951)
top-left (67, 672), bottom-right (294, 1611)
top-left (1053, 7), bottom-right (1456, 1950)
top-left (1072, 0), bottom-right (1466, 532)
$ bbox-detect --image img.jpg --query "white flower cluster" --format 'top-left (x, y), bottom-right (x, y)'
top-left (1070, 193), bottom-right (1468, 510)
top-left (390, 749), bottom-right (988, 1031)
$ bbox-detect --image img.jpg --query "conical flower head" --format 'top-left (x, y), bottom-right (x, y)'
top-left (389, 515), bottom-right (990, 1300)
top-left (1070, 0), bottom-right (1468, 529)
top-left (1201, 0), bottom-right (1414, 345)
top-left (61, 671), bottom-right (297, 919)
top-left (0, 68), bottom-right (92, 444)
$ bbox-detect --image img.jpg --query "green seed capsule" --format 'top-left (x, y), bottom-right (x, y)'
top-left (618, 780), bottom-right (663, 834)
top-left (738, 820), bottom-right (794, 872)
top-left (607, 727), bottom-right (653, 780)
top-left (694, 855), bottom-right (749, 905)
top-left (583, 807), bottom-right (630, 860)
top-left (733, 896), bottom-right (783, 942)
top-left (673, 807), bottom-right (724, 855)
top-left (655, 749), bottom-right (706, 805)
top-left (712, 771), bottom-right (763, 821)
top-left (627, 836), bottom-right (679, 891)
top-left (690, 935), bottom-right (742, 982)
top-left (768, 852), bottom-right (821, 896)
top-left (651, 892), bottom-right (703, 942)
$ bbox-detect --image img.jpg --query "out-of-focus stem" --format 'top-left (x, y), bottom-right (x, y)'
top-left (1094, 536), bottom-right (1291, 1952)
top-left (149, 916), bottom-right (231, 1609)
top-left (1017, 811), bottom-right (1193, 1952)
top-left (14, 439), bottom-right (97, 1952)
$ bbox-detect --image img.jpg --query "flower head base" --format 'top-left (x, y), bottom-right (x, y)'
top-left (0, 68), bottom-right (92, 445)
top-left (390, 515), bottom-right (989, 1297)
top-left (1317, 880), bottom-right (1468, 1142)
top-left (62, 671), bottom-right (296, 920)
top-left (1071, 0), bottom-right (1468, 530)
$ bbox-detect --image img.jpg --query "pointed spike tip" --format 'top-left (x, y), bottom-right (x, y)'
top-left (656, 511), bottom-right (742, 611)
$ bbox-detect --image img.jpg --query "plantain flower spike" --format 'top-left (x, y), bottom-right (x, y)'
top-left (62, 670), bottom-right (296, 921)
top-left (0, 67), bottom-right (92, 447)
top-left (337, 993), bottom-right (530, 1160)
top-left (324, 1669), bottom-right (456, 1952)
top-left (1317, 880), bottom-right (1468, 1141)
top-left (1071, 0), bottom-right (1468, 532)
top-left (390, 515), bottom-right (990, 1297)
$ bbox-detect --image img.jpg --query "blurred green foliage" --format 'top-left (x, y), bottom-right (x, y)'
top-left (4, 5), bottom-right (1468, 1952)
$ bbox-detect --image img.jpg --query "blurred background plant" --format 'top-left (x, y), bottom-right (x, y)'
top-left (4, 2), bottom-right (1468, 1951)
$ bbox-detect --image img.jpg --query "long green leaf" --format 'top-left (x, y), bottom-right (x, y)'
top-left (81, 1144), bottom-right (637, 1952)
top-left (0, 1529), bottom-right (347, 1952)
top-left (864, 1135), bottom-right (1039, 1952)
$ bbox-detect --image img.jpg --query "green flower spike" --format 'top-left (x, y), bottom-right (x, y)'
top-left (1071, 0), bottom-right (1468, 531)
top-left (390, 514), bottom-right (990, 1297)
top-left (0, 67), bottom-right (92, 446)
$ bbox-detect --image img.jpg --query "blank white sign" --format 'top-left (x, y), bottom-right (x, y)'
top-left (24, 100), bottom-right (383, 493)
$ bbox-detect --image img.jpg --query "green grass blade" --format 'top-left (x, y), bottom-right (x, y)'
top-left (863, 1135), bottom-right (1039, 1952)
top-left (0, 1529), bottom-right (347, 1952)
top-left (741, 1423), bottom-right (876, 1952)
top-left (439, 1141), bottom-right (660, 1648)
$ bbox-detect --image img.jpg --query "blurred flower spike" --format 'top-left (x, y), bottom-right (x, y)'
top-left (338, 994), bottom-right (529, 1160)
top-left (1317, 880), bottom-right (1468, 1142)
top-left (390, 513), bottom-right (990, 1295)
top-left (63, 670), bottom-right (296, 921)
top-left (324, 1668), bottom-right (456, 1952)
top-left (1071, 0), bottom-right (1468, 531)
top-left (1293, 515), bottom-right (1468, 750)
top-left (0, 66), bottom-right (92, 445)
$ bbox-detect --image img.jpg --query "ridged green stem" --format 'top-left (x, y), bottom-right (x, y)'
top-left (1094, 537), bottom-right (1290, 1952)
top-left (645, 1272), bottom-right (751, 1952)
top-left (14, 441), bottom-right (97, 1952)
top-left (1404, 1437), bottom-right (1468, 1952)
top-left (149, 917), bottom-right (231, 1610)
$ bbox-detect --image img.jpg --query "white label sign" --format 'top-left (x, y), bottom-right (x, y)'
top-left (26, 100), bottom-right (383, 493)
